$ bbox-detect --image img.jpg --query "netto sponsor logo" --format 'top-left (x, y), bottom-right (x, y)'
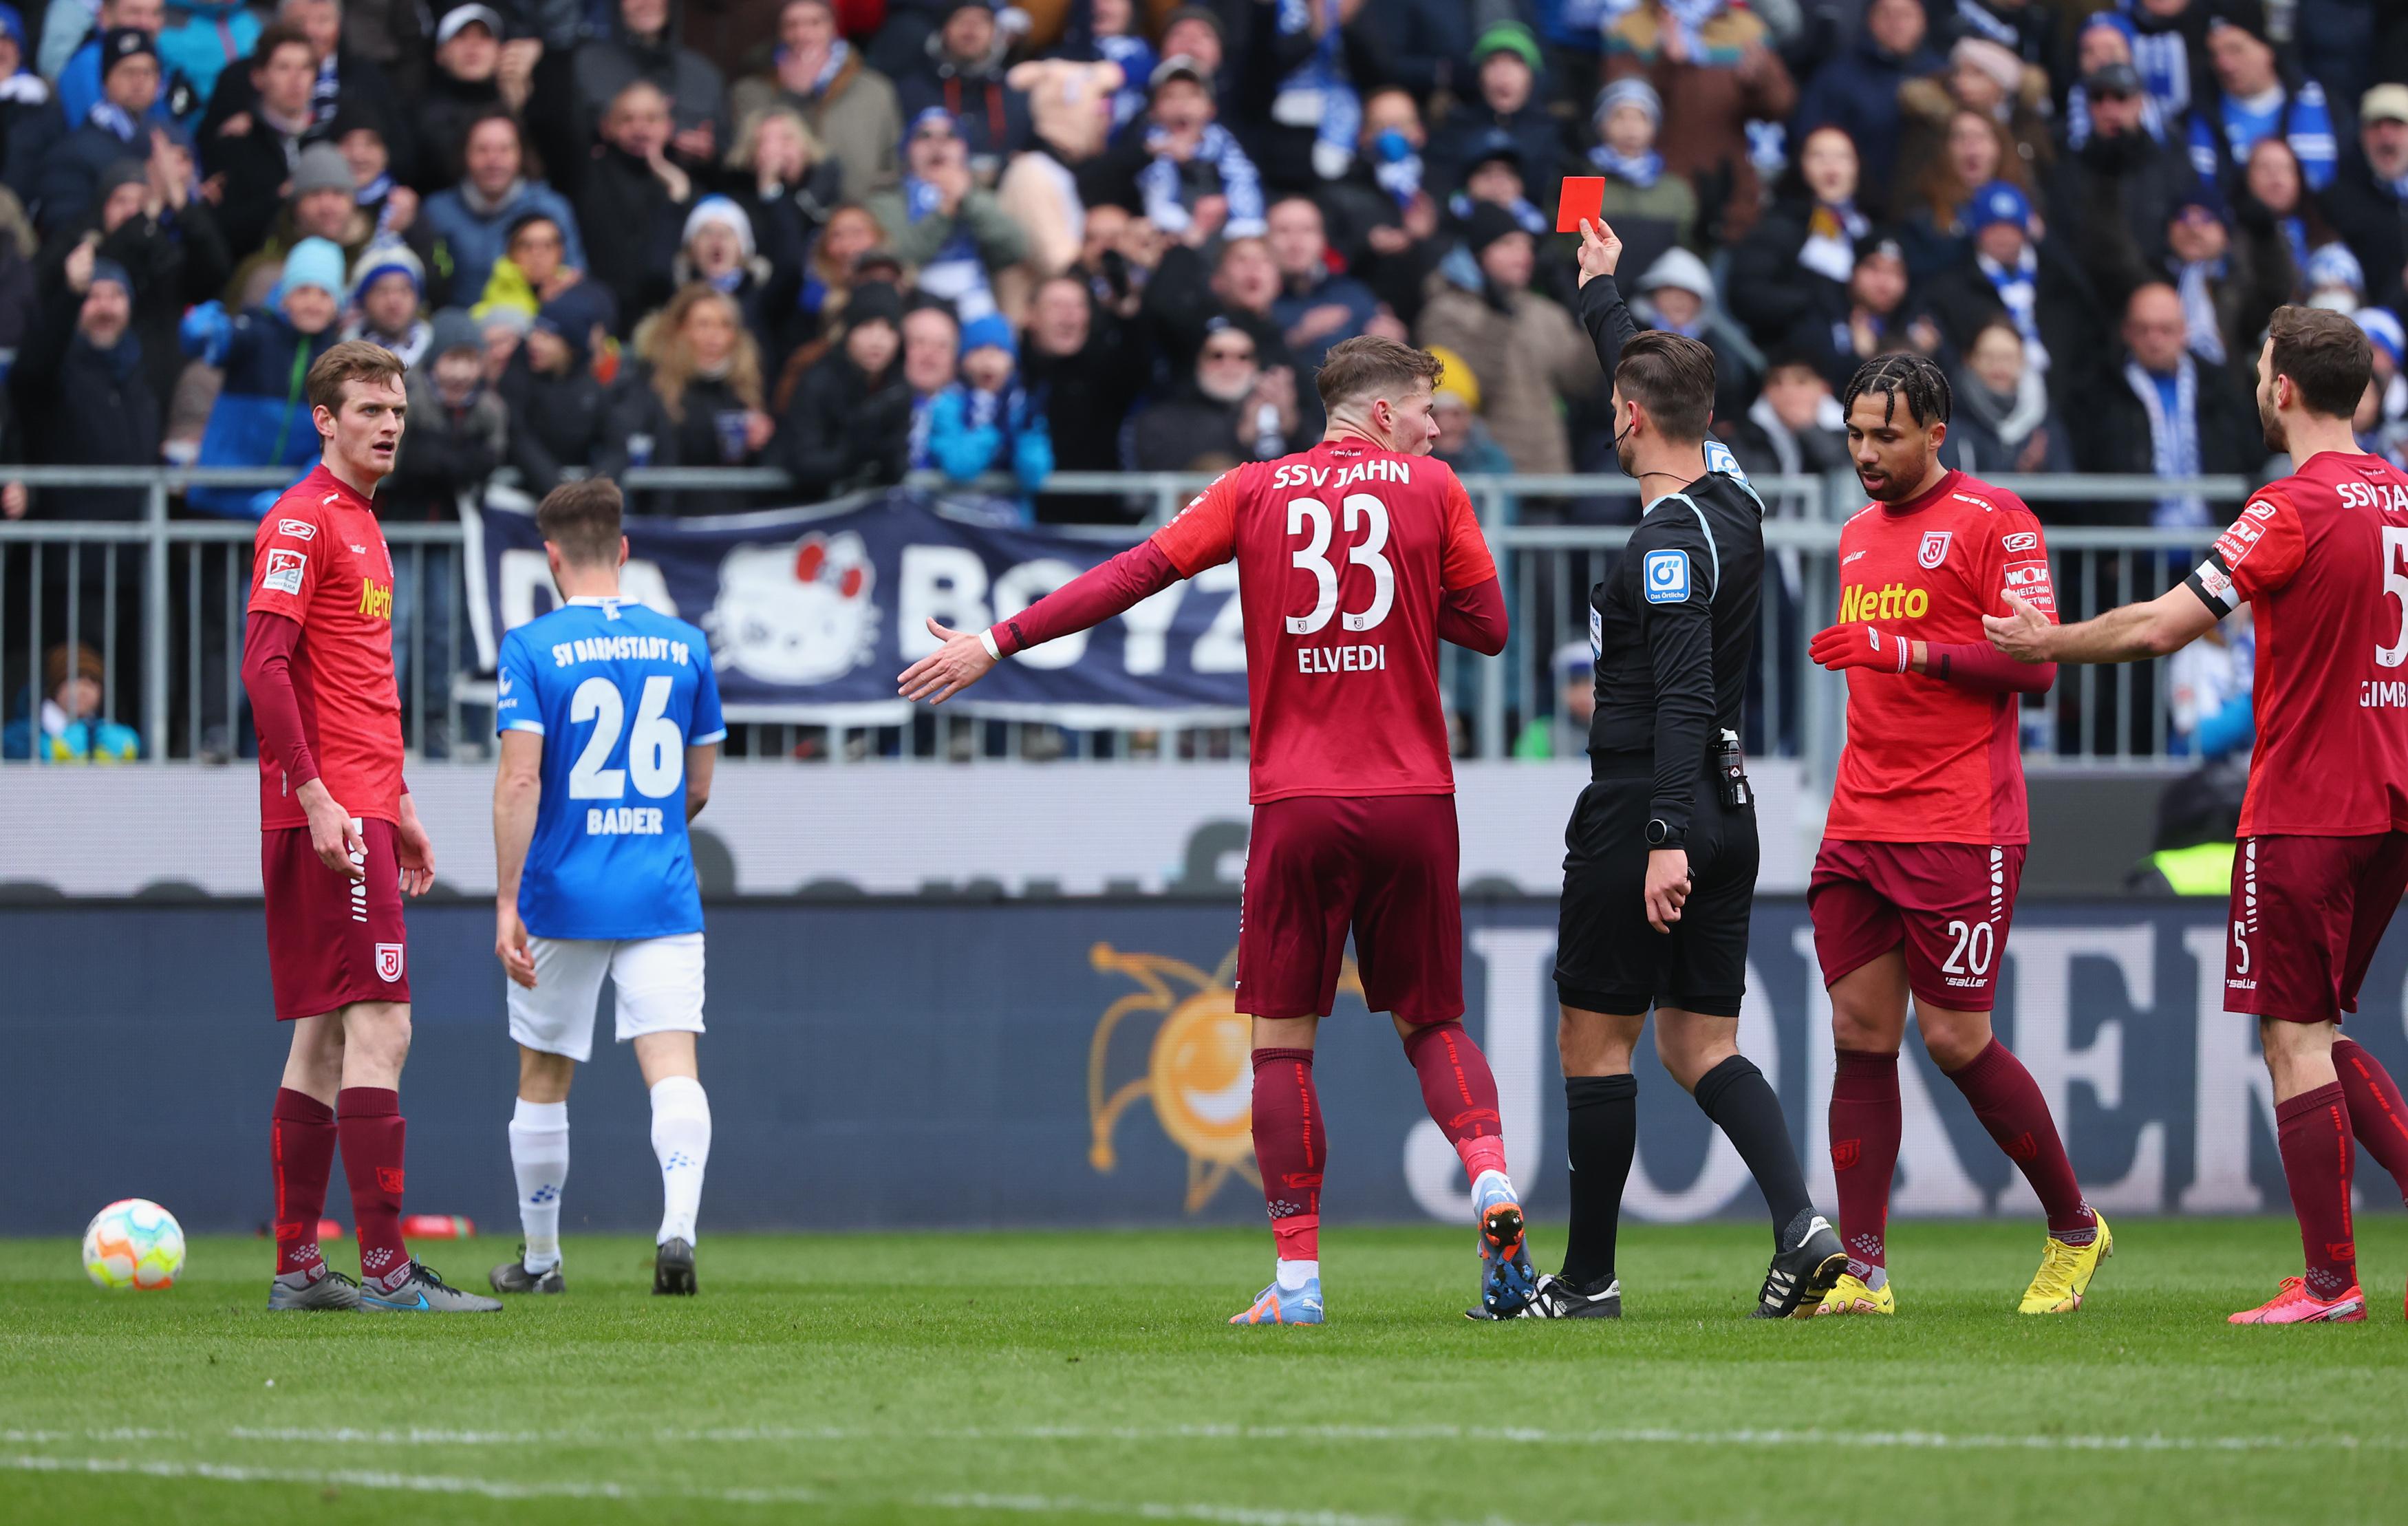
top-left (1838, 582), bottom-right (1930, 621)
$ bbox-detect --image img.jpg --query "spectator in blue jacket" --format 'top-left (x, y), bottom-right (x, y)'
top-left (155, 0), bottom-right (259, 112)
top-left (1266, 195), bottom-right (1378, 434)
top-left (178, 235), bottom-right (343, 517)
top-left (54, 0), bottom-right (195, 132)
top-left (1793, 0), bottom-right (1945, 213)
top-left (33, 27), bottom-right (180, 235)
top-left (421, 109), bottom-right (585, 312)
top-left (927, 310), bottom-right (1050, 502)
top-left (2186, 11), bottom-right (2336, 192)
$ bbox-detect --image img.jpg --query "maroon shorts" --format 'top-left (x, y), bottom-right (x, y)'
top-left (261, 817), bottom-right (410, 1022)
top-left (2226, 832), bottom-right (2408, 1024)
top-left (1809, 839), bottom-right (2023, 1013)
top-left (1234, 794), bottom-right (1463, 1023)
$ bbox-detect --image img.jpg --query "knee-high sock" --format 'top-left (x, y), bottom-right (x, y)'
top-left (2332, 1039), bottom-right (2408, 1205)
top-left (1692, 1055), bottom-right (1813, 1238)
top-left (1401, 1021), bottom-right (1509, 1183)
top-left (1250, 1047), bottom-right (1324, 1267)
top-left (1829, 1049), bottom-right (1901, 1276)
top-left (2275, 1082), bottom-right (2357, 1299)
top-left (509, 1098), bottom-right (570, 1271)
top-left (336, 1087), bottom-right (409, 1289)
top-left (270, 1088), bottom-right (337, 1276)
top-left (1558, 1074), bottom-right (1635, 1288)
top-left (649, 1076), bottom-right (711, 1246)
top-left (1942, 1039), bottom-right (2094, 1240)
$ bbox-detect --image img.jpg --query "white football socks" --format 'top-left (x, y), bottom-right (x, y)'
top-left (1276, 1258), bottom-right (1319, 1291)
top-left (508, 1097), bottom-right (570, 1274)
top-left (649, 1075), bottom-right (711, 1247)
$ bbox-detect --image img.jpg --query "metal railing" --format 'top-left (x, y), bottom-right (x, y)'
top-left (0, 465), bottom-right (2254, 774)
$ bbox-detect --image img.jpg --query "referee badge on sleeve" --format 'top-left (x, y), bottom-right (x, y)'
top-left (1644, 549), bottom-right (1690, 604)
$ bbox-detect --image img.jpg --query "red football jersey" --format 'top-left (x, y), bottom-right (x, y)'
top-left (2186, 449), bottom-right (2408, 837)
top-left (246, 464), bottom-right (405, 831)
top-left (1823, 471), bottom-right (2056, 845)
top-left (1150, 436), bottom-right (1496, 803)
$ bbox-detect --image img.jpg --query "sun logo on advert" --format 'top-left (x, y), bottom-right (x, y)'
top-left (1086, 945), bottom-right (1366, 1212)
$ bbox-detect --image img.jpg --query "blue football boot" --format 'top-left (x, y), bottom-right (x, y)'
top-left (1229, 1276), bottom-right (1325, 1324)
top-left (1474, 1172), bottom-right (1539, 1318)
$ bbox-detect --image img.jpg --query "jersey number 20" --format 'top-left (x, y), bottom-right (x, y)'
top-left (568, 675), bottom-right (685, 799)
top-left (1287, 493), bottom-right (1395, 636)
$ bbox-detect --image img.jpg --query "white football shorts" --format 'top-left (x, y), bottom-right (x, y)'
top-left (507, 932), bottom-right (706, 1063)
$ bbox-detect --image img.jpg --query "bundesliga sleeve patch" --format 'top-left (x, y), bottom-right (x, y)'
top-left (1644, 548), bottom-right (1690, 604)
top-left (261, 548), bottom-right (307, 595)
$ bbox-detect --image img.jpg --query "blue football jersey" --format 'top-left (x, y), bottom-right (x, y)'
top-left (497, 597), bottom-right (727, 941)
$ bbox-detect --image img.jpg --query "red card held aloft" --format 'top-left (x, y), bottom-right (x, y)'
top-left (1555, 177), bottom-right (1605, 234)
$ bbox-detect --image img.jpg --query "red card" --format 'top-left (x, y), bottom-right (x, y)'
top-left (1556, 177), bottom-right (1605, 233)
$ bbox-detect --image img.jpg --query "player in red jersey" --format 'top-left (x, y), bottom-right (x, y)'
top-left (241, 341), bottom-right (499, 1313)
top-left (899, 336), bottom-right (1529, 1322)
top-left (1803, 352), bottom-right (2110, 1318)
top-left (1990, 307), bottom-right (2408, 1324)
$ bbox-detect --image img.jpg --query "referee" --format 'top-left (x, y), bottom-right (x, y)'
top-left (1521, 219), bottom-right (1843, 1322)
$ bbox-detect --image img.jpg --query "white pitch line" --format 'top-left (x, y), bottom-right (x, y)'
top-left (204, 1421), bottom-right (2408, 1454)
top-left (0, 1454), bottom-right (1470, 1526)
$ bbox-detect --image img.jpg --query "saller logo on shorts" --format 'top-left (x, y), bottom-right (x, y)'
top-left (1644, 549), bottom-right (1689, 603)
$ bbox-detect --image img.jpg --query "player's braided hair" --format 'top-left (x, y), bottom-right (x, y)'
top-left (1842, 353), bottom-right (1952, 429)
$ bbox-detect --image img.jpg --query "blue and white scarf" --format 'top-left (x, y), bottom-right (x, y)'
top-left (2173, 257), bottom-right (2227, 366)
top-left (87, 99), bottom-right (140, 142)
top-left (795, 39), bottom-right (850, 98)
top-left (1095, 34), bottom-right (1152, 135)
top-left (1953, 0), bottom-right (2021, 53)
top-left (1602, 0), bottom-right (1726, 59)
top-left (1137, 122), bottom-right (1267, 237)
top-left (310, 55), bottom-right (339, 129)
top-left (2120, 3), bottom-right (2192, 120)
top-left (2127, 354), bottom-right (2207, 526)
top-left (1371, 140), bottom-right (1423, 209)
top-left (908, 391), bottom-right (936, 470)
top-left (1272, 0), bottom-right (1359, 180)
top-left (2188, 80), bottom-right (2338, 191)
top-left (1977, 247), bottom-right (2047, 372)
top-left (902, 174), bottom-right (994, 321)
top-left (1447, 191), bottom-right (1548, 236)
top-left (1588, 143), bottom-right (1663, 188)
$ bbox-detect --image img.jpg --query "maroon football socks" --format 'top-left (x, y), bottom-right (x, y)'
top-left (2275, 1083), bottom-right (2358, 1300)
top-left (2332, 1038), bottom-right (2408, 1204)
top-left (1401, 1021), bottom-right (1508, 1182)
top-left (1249, 1049), bottom-right (1324, 1262)
top-left (337, 1088), bottom-right (411, 1290)
top-left (270, 1088), bottom-right (336, 1276)
top-left (1943, 1039), bottom-right (2096, 1243)
top-left (1829, 1048), bottom-right (1902, 1276)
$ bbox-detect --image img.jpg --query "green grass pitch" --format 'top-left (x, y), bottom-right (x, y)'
top-left (5, 1218), bottom-right (2406, 1525)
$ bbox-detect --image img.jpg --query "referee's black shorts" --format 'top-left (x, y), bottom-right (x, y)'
top-left (1554, 754), bottom-right (1758, 1019)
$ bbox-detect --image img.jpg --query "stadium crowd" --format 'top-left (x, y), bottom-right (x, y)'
top-left (0, 0), bottom-right (2401, 532)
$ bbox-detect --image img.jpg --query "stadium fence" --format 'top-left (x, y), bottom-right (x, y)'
top-left (0, 466), bottom-right (2252, 774)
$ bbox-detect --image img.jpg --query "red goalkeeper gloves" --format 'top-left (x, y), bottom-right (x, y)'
top-left (1810, 623), bottom-right (1913, 674)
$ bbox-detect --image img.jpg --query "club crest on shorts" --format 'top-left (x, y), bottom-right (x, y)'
top-left (1918, 530), bottom-right (1953, 569)
top-left (375, 943), bottom-right (405, 982)
top-left (1644, 549), bottom-right (1690, 603)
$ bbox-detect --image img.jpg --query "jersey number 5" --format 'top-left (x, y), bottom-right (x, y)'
top-left (1286, 494), bottom-right (1395, 636)
top-left (2379, 526), bottom-right (2408, 669)
top-left (568, 674), bottom-right (685, 799)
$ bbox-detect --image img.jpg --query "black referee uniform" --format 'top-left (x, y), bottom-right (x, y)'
top-left (1525, 267), bottom-right (1840, 1322)
top-left (1554, 469), bottom-right (1763, 1016)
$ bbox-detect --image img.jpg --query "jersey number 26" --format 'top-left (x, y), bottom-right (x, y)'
top-left (568, 675), bottom-right (685, 799)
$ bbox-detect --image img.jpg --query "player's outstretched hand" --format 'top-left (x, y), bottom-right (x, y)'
top-left (1809, 622), bottom-right (1912, 674)
top-left (898, 617), bottom-right (998, 705)
top-left (496, 903), bottom-right (537, 989)
top-left (1983, 592), bottom-right (2055, 664)
top-left (1644, 847), bottom-right (1690, 934)
top-left (299, 783), bottom-right (367, 881)
top-left (396, 803), bottom-right (436, 896)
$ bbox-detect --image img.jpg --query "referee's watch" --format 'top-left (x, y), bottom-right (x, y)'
top-left (1646, 818), bottom-right (1685, 848)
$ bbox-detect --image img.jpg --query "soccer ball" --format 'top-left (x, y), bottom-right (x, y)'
top-left (82, 1199), bottom-right (186, 1291)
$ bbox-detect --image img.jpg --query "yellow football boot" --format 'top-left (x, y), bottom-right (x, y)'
top-left (2018, 1212), bottom-right (2113, 1314)
top-left (1805, 1271), bottom-right (1894, 1317)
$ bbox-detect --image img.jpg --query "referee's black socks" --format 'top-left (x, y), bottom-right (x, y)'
top-left (1691, 1055), bottom-right (1814, 1238)
top-left (1559, 1074), bottom-right (1637, 1289)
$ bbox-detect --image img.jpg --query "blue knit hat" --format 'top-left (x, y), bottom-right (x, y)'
top-left (960, 312), bottom-right (1016, 359)
top-left (280, 237), bottom-right (347, 300)
top-left (1967, 180), bottom-right (2031, 234)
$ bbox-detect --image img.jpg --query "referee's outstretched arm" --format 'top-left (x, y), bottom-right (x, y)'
top-left (1569, 219), bottom-right (1641, 380)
